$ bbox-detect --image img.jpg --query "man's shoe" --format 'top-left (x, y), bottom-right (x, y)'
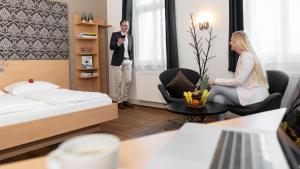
top-left (123, 101), bottom-right (134, 108)
top-left (118, 103), bottom-right (125, 109)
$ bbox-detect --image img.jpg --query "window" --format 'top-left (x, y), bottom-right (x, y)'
top-left (132, 0), bottom-right (166, 70)
top-left (244, 0), bottom-right (300, 72)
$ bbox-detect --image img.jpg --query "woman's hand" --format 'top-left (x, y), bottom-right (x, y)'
top-left (209, 80), bottom-right (216, 86)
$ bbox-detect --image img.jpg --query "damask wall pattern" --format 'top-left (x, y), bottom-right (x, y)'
top-left (0, 0), bottom-right (69, 60)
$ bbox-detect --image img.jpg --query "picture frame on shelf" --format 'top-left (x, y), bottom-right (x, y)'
top-left (81, 56), bottom-right (93, 69)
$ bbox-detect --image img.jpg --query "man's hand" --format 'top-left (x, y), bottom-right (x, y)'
top-left (118, 38), bottom-right (125, 45)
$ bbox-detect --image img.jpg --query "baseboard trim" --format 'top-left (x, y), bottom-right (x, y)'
top-left (128, 99), bottom-right (165, 109)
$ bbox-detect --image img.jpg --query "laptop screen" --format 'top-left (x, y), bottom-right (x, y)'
top-left (277, 129), bottom-right (300, 169)
top-left (278, 80), bottom-right (300, 168)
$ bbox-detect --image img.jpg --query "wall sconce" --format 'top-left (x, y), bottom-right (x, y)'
top-left (199, 22), bottom-right (209, 30)
top-left (197, 11), bottom-right (213, 30)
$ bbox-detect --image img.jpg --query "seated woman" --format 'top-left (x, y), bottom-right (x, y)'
top-left (207, 31), bottom-right (269, 106)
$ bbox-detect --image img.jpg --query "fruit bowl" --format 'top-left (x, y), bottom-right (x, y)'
top-left (183, 89), bottom-right (209, 108)
top-left (186, 103), bottom-right (204, 109)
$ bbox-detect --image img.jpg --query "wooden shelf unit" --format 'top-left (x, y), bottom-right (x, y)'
top-left (75, 37), bottom-right (98, 40)
top-left (98, 24), bottom-right (111, 93)
top-left (76, 53), bottom-right (98, 55)
top-left (75, 22), bottom-right (98, 26)
top-left (79, 76), bottom-right (99, 79)
top-left (77, 68), bottom-right (98, 71)
top-left (74, 15), bottom-right (111, 92)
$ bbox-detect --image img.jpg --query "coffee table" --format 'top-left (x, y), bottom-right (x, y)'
top-left (166, 101), bottom-right (228, 122)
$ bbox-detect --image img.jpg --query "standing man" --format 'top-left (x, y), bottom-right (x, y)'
top-left (110, 20), bottom-right (134, 109)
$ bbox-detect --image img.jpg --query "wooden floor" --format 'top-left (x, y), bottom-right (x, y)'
top-left (1, 105), bottom-right (218, 164)
top-left (99, 105), bottom-right (182, 140)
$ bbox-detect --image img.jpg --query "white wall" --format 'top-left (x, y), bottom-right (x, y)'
top-left (176, 0), bottom-right (233, 80)
top-left (107, 0), bottom-right (234, 106)
top-left (107, 0), bottom-right (122, 36)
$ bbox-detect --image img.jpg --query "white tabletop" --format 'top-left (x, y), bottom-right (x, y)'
top-left (0, 108), bottom-right (286, 169)
top-left (211, 108), bottom-right (286, 131)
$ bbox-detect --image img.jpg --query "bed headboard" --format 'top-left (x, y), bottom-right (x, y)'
top-left (0, 60), bottom-right (69, 90)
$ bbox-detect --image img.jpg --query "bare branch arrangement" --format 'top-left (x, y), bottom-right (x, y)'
top-left (187, 13), bottom-right (217, 84)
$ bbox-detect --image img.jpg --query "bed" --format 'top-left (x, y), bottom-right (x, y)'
top-left (0, 60), bottom-right (118, 160)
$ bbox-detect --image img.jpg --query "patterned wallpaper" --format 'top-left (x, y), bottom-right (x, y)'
top-left (0, 0), bottom-right (69, 60)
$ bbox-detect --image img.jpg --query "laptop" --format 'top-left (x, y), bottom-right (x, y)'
top-left (144, 108), bottom-right (300, 169)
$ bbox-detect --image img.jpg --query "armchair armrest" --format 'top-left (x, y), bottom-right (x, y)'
top-left (229, 93), bottom-right (282, 116)
top-left (158, 84), bottom-right (184, 104)
top-left (258, 93), bottom-right (282, 112)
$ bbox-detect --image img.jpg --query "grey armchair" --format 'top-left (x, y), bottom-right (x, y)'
top-left (228, 70), bottom-right (289, 116)
top-left (158, 68), bottom-right (200, 104)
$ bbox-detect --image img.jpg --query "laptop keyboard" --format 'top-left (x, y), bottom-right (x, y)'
top-left (210, 130), bottom-right (273, 169)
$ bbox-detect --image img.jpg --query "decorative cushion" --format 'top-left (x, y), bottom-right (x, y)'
top-left (280, 81), bottom-right (300, 148)
top-left (165, 71), bottom-right (194, 98)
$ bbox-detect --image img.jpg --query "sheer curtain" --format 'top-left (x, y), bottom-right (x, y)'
top-left (132, 0), bottom-right (166, 71)
top-left (244, 0), bottom-right (300, 73)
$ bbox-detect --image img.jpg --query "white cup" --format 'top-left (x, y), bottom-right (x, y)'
top-left (47, 134), bottom-right (120, 169)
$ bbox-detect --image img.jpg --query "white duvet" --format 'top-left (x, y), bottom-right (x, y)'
top-left (0, 94), bottom-right (46, 115)
top-left (21, 89), bottom-right (111, 105)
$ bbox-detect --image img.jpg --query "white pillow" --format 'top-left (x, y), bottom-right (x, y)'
top-left (4, 81), bottom-right (59, 96)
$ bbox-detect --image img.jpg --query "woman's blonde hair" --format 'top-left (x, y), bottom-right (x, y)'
top-left (232, 31), bottom-right (268, 87)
